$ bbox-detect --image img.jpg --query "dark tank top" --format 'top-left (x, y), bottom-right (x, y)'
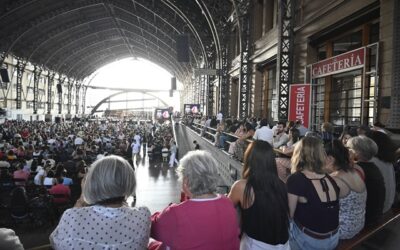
top-left (241, 183), bottom-right (289, 245)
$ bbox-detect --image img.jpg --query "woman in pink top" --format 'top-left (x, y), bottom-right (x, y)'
top-left (151, 150), bottom-right (240, 250)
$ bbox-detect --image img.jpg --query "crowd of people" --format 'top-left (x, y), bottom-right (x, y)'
top-left (0, 118), bottom-right (179, 249)
top-left (0, 115), bottom-right (399, 250)
top-left (182, 114), bottom-right (400, 249)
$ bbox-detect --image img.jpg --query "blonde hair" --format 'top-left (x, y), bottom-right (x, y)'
top-left (291, 137), bottom-right (326, 174)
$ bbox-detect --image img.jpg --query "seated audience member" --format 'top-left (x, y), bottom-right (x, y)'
top-left (279, 128), bottom-right (300, 156)
top-left (320, 122), bottom-right (334, 144)
top-left (214, 121), bottom-right (225, 147)
top-left (347, 136), bottom-right (385, 225)
top-left (151, 150), bottom-right (240, 250)
top-left (372, 121), bottom-right (387, 134)
top-left (339, 132), bottom-right (352, 147)
top-left (325, 140), bottom-right (366, 239)
top-left (13, 163), bottom-right (29, 185)
top-left (7, 150), bottom-right (17, 161)
top-left (161, 145), bottom-right (169, 162)
top-left (228, 141), bottom-right (290, 249)
top-left (234, 123), bottom-right (255, 161)
top-left (295, 120), bottom-right (309, 137)
top-left (253, 118), bottom-right (273, 144)
top-left (368, 131), bottom-right (396, 213)
top-left (287, 137), bottom-right (340, 250)
top-left (50, 156), bottom-right (150, 249)
top-left (228, 122), bottom-right (246, 154)
top-left (34, 165), bottom-right (46, 185)
top-left (273, 121), bottom-right (289, 149)
top-left (0, 228), bottom-right (24, 250)
top-left (49, 176), bottom-right (71, 204)
top-left (43, 170), bottom-right (56, 187)
top-left (10, 186), bottom-right (30, 218)
top-left (218, 119), bottom-right (233, 149)
top-left (357, 125), bottom-right (371, 136)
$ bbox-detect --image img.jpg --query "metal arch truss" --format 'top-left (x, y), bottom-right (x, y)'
top-left (16, 59), bottom-right (27, 109)
top-left (47, 72), bottom-right (55, 114)
top-left (238, 2), bottom-right (251, 119)
top-left (220, 42), bottom-right (230, 117)
top-left (277, 0), bottom-right (295, 120)
top-left (33, 65), bottom-right (42, 114)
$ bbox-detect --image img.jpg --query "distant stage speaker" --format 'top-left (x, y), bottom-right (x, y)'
top-left (171, 77), bottom-right (176, 90)
top-left (0, 68), bottom-right (10, 83)
top-left (45, 114), bottom-right (52, 122)
top-left (169, 89), bottom-right (173, 97)
top-left (176, 35), bottom-right (189, 62)
top-left (56, 83), bottom-right (62, 94)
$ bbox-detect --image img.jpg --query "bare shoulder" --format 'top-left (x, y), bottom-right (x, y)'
top-left (231, 179), bottom-right (246, 191)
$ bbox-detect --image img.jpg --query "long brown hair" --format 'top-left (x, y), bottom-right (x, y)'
top-left (241, 140), bottom-right (289, 240)
top-left (291, 137), bottom-right (326, 174)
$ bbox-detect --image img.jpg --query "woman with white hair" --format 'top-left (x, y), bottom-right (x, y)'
top-left (347, 135), bottom-right (385, 225)
top-left (151, 150), bottom-right (240, 249)
top-left (50, 155), bottom-right (150, 250)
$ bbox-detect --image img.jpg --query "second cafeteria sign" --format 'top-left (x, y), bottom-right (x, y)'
top-left (311, 47), bottom-right (365, 78)
top-left (289, 84), bottom-right (311, 128)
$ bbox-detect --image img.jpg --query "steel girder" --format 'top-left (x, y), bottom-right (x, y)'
top-left (207, 77), bottom-right (214, 116)
top-left (390, 0), bottom-right (400, 127)
top-left (57, 76), bottom-right (66, 114)
top-left (47, 72), bottom-right (55, 114)
top-left (75, 82), bottom-right (81, 114)
top-left (16, 59), bottom-right (27, 109)
top-left (81, 85), bottom-right (88, 115)
top-left (220, 43), bottom-right (230, 117)
top-left (67, 80), bottom-right (73, 114)
top-left (33, 65), bottom-right (42, 114)
top-left (234, 0), bottom-right (251, 119)
top-left (277, 0), bottom-right (295, 121)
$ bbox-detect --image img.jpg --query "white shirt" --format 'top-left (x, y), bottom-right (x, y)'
top-left (74, 137), bottom-right (84, 145)
top-left (50, 206), bottom-right (151, 250)
top-left (34, 167), bottom-right (46, 185)
top-left (131, 142), bottom-right (140, 154)
top-left (134, 134), bottom-right (141, 144)
top-left (216, 113), bottom-right (223, 121)
top-left (253, 126), bottom-right (274, 145)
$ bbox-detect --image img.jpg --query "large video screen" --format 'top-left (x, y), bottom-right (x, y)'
top-left (184, 104), bottom-right (200, 114)
top-left (155, 109), bottom-right (170, 119)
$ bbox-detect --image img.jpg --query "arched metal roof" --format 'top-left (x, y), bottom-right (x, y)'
top-left (0, 0), bottom-right (233, 84)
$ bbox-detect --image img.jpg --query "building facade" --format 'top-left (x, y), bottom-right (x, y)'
top-left (225, 0), bottom-right (398, 131)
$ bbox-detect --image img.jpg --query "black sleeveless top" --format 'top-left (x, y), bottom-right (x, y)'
top-left (287, 172), bottom-right (340, 233)
top-left (241, 181), bottom-right (289, 245)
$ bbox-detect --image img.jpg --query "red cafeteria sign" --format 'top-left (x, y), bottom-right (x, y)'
top-left (311, 47), bottom-right (365, 78)
top-left (289, 84), bottom-right (311, 128)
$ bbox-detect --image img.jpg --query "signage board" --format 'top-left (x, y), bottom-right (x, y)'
top-left (311, 47), bottom-right (365, 78)
top-left (288, 84), bottom-right (311, 128)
